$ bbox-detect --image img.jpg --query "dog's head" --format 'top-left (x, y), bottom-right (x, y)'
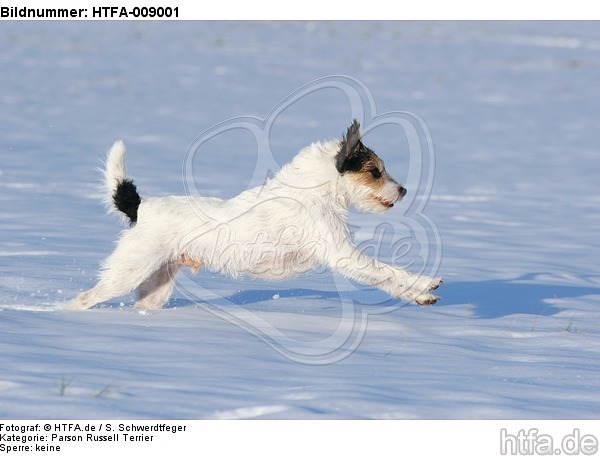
top-left (335, 120), bottom-right (407, 213)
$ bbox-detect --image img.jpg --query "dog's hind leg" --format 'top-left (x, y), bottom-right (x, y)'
top-left (135, 262), bottom-right (181, 310)
top-left (135, 255), bottom-right (203, 310)
top-left (68, 272), bottom-right (145, 311)
top-left (68, 262), bottom-right (160, 310)
top-left (67, 229), bottom-right (169, 310)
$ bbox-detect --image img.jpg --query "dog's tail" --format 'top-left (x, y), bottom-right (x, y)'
top-left (103, 141), bottom-right (141, 225)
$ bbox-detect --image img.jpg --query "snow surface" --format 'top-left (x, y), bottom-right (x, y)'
top-left (1, 21), bottom-right (599, 419)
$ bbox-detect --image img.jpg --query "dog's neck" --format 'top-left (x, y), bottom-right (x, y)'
top-left (268, 140), bottom-right (352, 214)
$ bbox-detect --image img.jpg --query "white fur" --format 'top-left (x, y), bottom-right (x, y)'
top-left (102, 140), bottom-right (130, 225)
top-left (69, 137), bottom-right (441, 310)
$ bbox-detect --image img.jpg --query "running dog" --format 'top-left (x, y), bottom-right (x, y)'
top-left (69, 120), bottom-right (441, 310)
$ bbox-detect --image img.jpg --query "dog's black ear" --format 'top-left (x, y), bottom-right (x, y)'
top-left (344, 119), bottom-right (361, 151)
top-left (336, 119), bottom-right (363, 173)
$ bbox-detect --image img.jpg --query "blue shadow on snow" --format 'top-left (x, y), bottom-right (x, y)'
top-left (172, 274), bottom-right (600, 320)
top-left (437, 274), bottom-right (600, 319)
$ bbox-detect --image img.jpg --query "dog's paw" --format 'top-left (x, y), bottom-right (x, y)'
top-left (392, 275), bottom-right (442, 306)
top-left (414, 275), bottom-right (442, 292)
top-left (427, 277), bottom-right (443, 291)
top-left (414, 292), bottom-right (440, 306)
top-left (64, 299), bottom-right (87, 311)
top-left (399, 289), bottom-right (440, 306)
top-left (64, 290), bottom-right (99, 311)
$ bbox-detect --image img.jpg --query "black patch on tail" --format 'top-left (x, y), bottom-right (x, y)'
top-left (113, 179), bottom-right (141, 224)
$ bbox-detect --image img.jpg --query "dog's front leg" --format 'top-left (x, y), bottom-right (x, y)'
top-left (329, 242), bottom-right (441, 305)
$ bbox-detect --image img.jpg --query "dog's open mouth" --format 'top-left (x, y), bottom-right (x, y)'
top-left (374, 196), bottom-right (394, 208)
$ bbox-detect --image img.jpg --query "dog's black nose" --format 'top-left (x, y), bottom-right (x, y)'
top-left (399, 185), bottom-right (407, 197)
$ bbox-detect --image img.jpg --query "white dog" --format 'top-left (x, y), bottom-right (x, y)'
top-left (69, 120), bottom-right (441, 310)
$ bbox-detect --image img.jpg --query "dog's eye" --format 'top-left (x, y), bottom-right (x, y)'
top-left (369, 168), bottom-right (382, 179)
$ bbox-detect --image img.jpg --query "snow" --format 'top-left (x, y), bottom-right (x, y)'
top-left (0, 21), bottom-right (599, 419)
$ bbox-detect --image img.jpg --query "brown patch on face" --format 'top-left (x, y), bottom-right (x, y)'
top-left (336, 120), bottom-right (404, 210)
top-left (345, 155), bottom-right (388, 190)
top-left (345, 154), bottom-right (404, 209)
